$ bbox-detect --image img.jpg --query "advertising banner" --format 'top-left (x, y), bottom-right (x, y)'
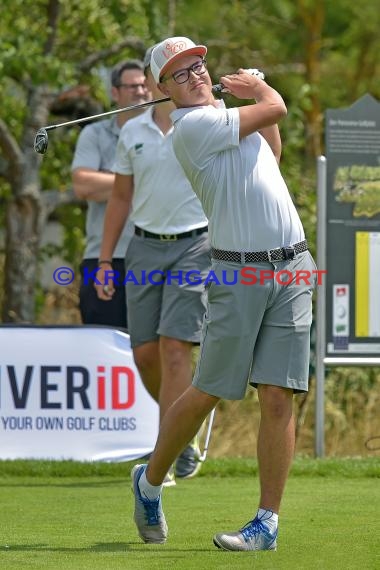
top-left (0, 326), bottom-right (158, 461)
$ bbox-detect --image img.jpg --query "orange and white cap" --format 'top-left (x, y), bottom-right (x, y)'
top-left (150, 37), bottom-right (207, 83)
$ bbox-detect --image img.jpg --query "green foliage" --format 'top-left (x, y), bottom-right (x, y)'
top-left (34, 281), bottom-right (47, 318)
top-left (1, 0), bottom-right (380, 321)
top-left (57, 203), bottom-right (86, 266)
top-left (325, 366), bottom-right (380, 417)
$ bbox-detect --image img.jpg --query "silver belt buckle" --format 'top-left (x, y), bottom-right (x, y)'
top-left (160, 234), bottom-right (178, 241)
top-left (282, 246), bottom-right (295, 260)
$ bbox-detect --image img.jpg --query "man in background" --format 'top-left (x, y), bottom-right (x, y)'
top-left (72, 59), bottom-right (151, 327)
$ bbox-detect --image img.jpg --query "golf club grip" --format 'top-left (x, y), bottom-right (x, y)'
top-left (212, 68), bottom-right (265, 93)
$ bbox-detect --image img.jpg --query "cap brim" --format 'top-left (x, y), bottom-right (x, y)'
top-left (160, 46), bottom-right (207, 79)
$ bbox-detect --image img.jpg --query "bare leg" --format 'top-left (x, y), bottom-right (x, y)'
top-left (146, 385), bottom-right (219, 485)
top-left (159, 336), bottom-right (193, 420)
top-left (257, 385), bottom-right (295, 513)
top-left (133, 341), bottom-right (161, 402)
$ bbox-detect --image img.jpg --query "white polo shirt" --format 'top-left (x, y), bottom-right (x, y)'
top-left (113, 107), bottom-right (207, 234)
top-left (170, 104), bottom-right (304, 251)
top-left (71, 117), bottom-right (134, 259)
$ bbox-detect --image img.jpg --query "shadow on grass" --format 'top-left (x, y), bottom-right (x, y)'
top-left (0, 542), bottom-right (211, 553)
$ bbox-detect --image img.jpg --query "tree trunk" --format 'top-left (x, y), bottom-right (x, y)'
top-left (297, 1), bottom-right (325, 161)
top-left (2, 195), bottom-right (41, 322)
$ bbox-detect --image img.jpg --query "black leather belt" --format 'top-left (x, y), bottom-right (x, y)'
top-left (135, 225), bottom-right (208, 241)
top-left (211, 240), bottom-right (308, 263)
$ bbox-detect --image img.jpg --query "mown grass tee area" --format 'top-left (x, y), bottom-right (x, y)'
top-left (1, 457), bottom-right (379, 570)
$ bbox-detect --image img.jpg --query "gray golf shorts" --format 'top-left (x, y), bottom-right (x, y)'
top-left (193, 250), bottom-right (317, 399)
top-left (125, 232), bottom-right (210, 348)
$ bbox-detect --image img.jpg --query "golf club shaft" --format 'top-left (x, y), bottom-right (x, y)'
top-left (40, 70), bottom-right (264, 132)
top-left (43, 97), bottom-right (171, 131)
top-left (199, 407), bottom-right (216, 462)
top-left (34, 69), bottom-right (264, 153)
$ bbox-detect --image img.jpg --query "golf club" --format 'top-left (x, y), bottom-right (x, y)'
top-left (34, 69), bottom-right (264, 154)
top-left (33, 97), bottom-right (170, 155)
top-left (198, 407), bottom-right (216, 462)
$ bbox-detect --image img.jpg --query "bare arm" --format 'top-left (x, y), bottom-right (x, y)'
top-left (220, 69), bottom-right (287, 141)
top-left (258, 125), bottom-right (282, 164)
top-left (72, 168), bottom-right (115, 202)
top-left (95, 173), bottom-right (134, 300)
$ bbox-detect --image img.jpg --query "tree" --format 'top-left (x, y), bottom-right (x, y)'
top-left (1, 0), bottom-right (379, 322)
top-left (0, 0), bottom-right (150, 322)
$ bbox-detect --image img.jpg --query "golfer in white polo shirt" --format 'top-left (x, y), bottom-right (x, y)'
top-left (130, 37), bottom-right (317, 551)
top-left (95, 46), bottom-right (210, 485)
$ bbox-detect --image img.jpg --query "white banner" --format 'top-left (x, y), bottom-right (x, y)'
top-left (0, 326), bottom-right (158, 461)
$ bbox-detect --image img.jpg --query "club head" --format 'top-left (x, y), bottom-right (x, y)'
top-left (34, 128), bottom-right (49, 154)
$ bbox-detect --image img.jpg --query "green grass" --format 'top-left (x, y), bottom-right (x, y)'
top-left (1, 457), bottom-right (379, 569)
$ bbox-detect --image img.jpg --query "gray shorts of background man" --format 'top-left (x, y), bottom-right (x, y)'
top-left (95, 46), bottom-right (211, 484)
top-left (72, 60), bottom-right (151, 328)
top-left (130, 37), bottom-right (317, 551)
